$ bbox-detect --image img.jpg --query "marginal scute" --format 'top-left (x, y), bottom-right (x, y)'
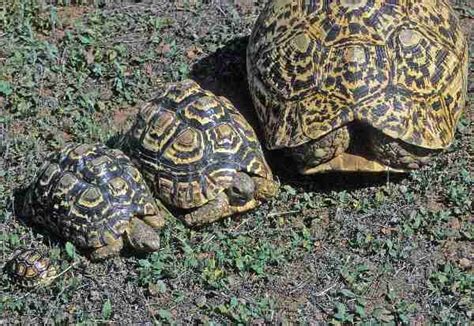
top-left (56, 173), bottom-right (78, 194)
top-left (70, 143), bottom-right (94, 159)
top-left (143, 109), bottom-right (179, 153)
top-left (158, 177), bottom-right (174, 205)
top-left (39, 163), bottom-right (60, 187)
top-left (163, 79), bottom-right (202, 104)
top-left (230, 114), bottom-right (258, 143)
top-left (153, 110), bottom-right (175, 135)
top-left (139, 102), bottom-right (158, 125)
top-left (126, 165), bottom-right (142, 183)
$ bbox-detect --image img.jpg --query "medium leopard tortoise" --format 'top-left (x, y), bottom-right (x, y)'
top-left (247, 0), bottom-right (468, 173)
top-left (20, 143), bottom-right (170, 261)
top-left (6, 249), bottom-right (57, 288)
top-left (123, 79), bottom-right (279, 227)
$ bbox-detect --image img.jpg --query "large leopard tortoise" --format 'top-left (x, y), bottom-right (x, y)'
top-left (20, 143), bottom-right (170, 260)
top-left (124, 79), bottom-right (279, 227)
top-left (247, 0), bottom-right (468, 173)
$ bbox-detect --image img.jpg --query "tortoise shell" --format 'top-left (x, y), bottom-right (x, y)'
top-left (247, 0), bottom-right (468, 150)
top-left (22, 143), bottom-right (161, 250)
top-left (124, 80), bottom-right (274, 209)
top-left (7, 249), bottom-right (57, 288)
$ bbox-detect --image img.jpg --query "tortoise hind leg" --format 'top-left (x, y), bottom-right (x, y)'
top-left (289, 126), bottom-right (350, 174)
top-left (368, 129), bottom-right (437, 170)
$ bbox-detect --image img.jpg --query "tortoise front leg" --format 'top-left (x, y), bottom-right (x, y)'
top-left (184, 192), bottom-right (258, 227)
top-left (90, 237), bottom-right (124, 261)
top-left (252, 176), bottom-right (279, 200)
top-left (141, 199), bottom-right (172, 230)
top-left (289, 126), bottom-right (350, 174)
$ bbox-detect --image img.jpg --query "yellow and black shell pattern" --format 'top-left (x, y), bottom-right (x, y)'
top-left (124, 79), bottom-right (274, 209)
top-left (247, 0), bottom-right (468, 150)
top-left (22, 143), bottom-right (160, 250)
top-left (7, 249), bottom-right (57, 288)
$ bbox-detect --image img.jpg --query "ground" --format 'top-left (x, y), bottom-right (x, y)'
top-left (0, 0), bottom-right (472, 324)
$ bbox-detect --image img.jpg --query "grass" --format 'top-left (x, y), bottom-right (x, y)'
top-left (1, 0), bottom-right (473, 324)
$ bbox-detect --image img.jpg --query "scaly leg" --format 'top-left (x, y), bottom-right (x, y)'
top-left (184, 192), bottom-right (258, 227)
top-left (289, 126), bottom-right (350, 174)
top-left (252, 176), bottom-right (279, 200)
top-left (143, 214), bottom-right (166, 230)
top-left (90, 237), bottom-right (124, 261)
top-left (126, 217), bottom-right (161, 252)
top-left (368, 128), bottom-right (436, 170)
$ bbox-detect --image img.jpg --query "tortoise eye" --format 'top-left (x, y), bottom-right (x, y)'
top-left (231, 186), bottom-right (242, 195)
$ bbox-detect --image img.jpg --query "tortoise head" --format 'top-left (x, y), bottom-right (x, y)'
top-left (226, 172), bottom-right (256, 206)
top-left (125, 217), bottom-right (161, 253)
top-left (227, 172), bottom-right (280, 205)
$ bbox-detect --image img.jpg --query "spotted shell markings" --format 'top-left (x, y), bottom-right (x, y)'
top-left (21, 143), bottom-right (162, 250)
top-left (307, 0), bottom-right (406, 46)
top-left (7, 249), bottom-right (57, 288)
top-left (407, 0), bottom-right (467, 55)
top-left (247, 0), bottom-right (468, 150)
top-left (124, 80), bottom-right (275, 209)
top-left (389, 26), bottom-right (461, 97)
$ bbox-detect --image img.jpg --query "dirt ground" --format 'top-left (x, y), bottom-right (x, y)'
top-left (0, 0), bottom-right (472, 324)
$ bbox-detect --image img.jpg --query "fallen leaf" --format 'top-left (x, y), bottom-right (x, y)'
top-left (458, 258), bottom-right (471, 269)
top-left (185, 45), bottom-right (203, 60)
top-left (85, 48), bottom-right (95, 65)
top-left (449, 218), bottom-right (461, 230)
top-left (156, 42), bottom-right (171, 55)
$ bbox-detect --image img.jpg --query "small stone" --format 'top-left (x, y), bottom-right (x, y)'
top-left (195, 295), bottom-right (207, 308)
top-left (148, 281), bottom-right (167, 296)
top-left (458, 258), bottom-right (471, 269)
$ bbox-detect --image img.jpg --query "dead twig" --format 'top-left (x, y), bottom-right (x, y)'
top-left (267, 210), bottom-right (301, 218)
top-left (315, 283), bottom-right (338, 297)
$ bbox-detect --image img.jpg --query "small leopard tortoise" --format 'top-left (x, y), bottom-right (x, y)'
top-left (21, 143), bottom-right (170, 260)
top-left (6, 249), bottom-right (57, 288)
top-left (247, 0), bottom-right (468, 173)
top-left (124, 79), bottom-right (279, 227)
